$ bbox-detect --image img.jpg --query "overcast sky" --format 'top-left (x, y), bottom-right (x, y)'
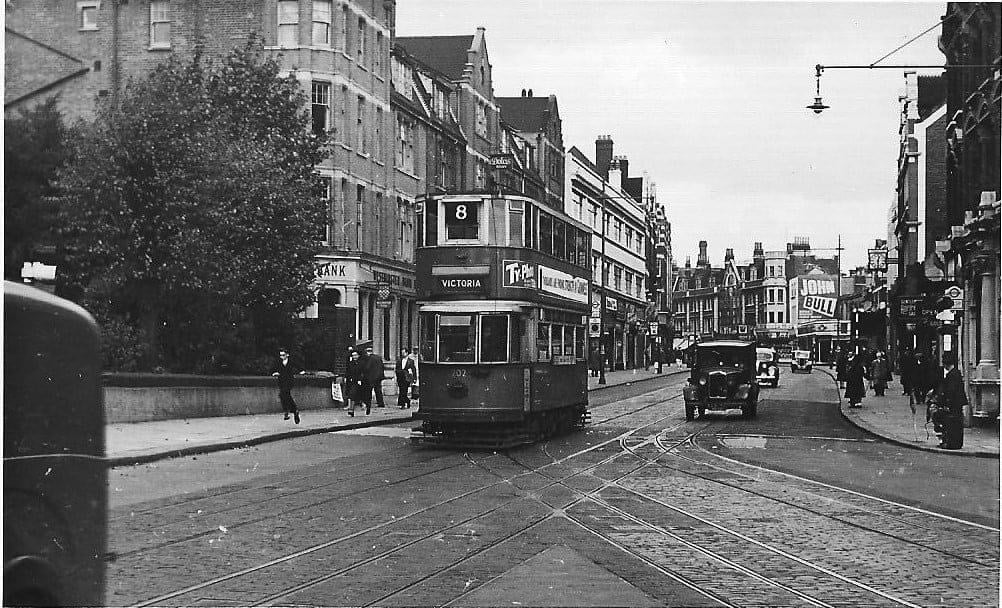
top-left (397, 1), bottom-right (946, 269)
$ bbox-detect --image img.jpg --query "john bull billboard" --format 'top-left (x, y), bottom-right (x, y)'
top-left (790, 274), bottom-right (838, 327)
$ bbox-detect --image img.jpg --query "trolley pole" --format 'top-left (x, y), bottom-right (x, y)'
top-left (599, 185), bottom-right (607, 385)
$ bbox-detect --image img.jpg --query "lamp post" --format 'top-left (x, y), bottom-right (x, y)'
top-left (599, 183), bottom-right (607, 385)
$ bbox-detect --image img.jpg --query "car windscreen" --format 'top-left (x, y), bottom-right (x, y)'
top-left (699, 349), bottom-right (747, 369)
top-left (755, 351), bottom-right (774, 362)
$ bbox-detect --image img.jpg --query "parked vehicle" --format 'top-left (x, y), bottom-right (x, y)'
top-left (683, 340), bottom-right (760, 420)
top-left (791, 350), bottom-right (813, 374)
top-left (4, 282), bottom-right (107, 607)
top-left (756, 347), bottom-right (780, 387)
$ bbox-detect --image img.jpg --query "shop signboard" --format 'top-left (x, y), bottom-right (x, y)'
top-left (898, 296), bottom-right (925, 321)
top-left (432, 276), bottom-right (486, 295)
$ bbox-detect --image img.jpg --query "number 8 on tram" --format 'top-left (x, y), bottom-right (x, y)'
top-left (413, 194), bottom-right (592, 448)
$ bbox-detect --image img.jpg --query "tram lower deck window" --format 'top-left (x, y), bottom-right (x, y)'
top-left (439, 314), bottom-right (475, 362)
top-left (480, 315), bottom-right (508, 362)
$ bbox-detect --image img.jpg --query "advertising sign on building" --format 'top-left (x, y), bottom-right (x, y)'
top-left (538, 265), bottom-right (589, 304)
top-left (502, 260), bottom-right (537, 289)
top-left (867, 248), bottom-right (888, 272)
top-left (792, 274), bottom-right (838, 324)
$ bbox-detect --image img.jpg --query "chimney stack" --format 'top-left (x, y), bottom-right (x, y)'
top-left (753, 242), bottom-right (764, 259)
top-left (614, 155), bottom-right (629, 187)
top-left (697, 240), bottom-right (708, 267)
top-left (595, 135), bottom-right (613, 178)
top-left (607, 157), bottom-right (622, 190)
top-left (725, 248), bottom-right (734, 262)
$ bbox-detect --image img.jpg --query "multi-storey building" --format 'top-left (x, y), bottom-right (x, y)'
top-left (496, 91), bottom-right (564, 211)
top-left (671, 241), bottom-right (725, 345)
top-left (887, 72), bottom-right (948, 368)
top-left (565, 138), bottom-right (650, 370)
top-left (938, 2), bottom-right (1000, 421)
top-left (6, 0), bottom-right (406, 370)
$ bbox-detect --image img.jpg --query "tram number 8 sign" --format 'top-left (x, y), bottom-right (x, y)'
top-left (444, 201), bottom-right (479, 240)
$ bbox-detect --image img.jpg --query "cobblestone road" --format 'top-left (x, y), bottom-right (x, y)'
top-left (106, 373), bottom-right (1000, 607)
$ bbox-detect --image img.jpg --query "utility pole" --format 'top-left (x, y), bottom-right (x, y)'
top-left (599, 182), bottom-right (607, 385)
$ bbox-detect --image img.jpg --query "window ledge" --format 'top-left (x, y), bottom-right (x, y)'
top-left (395, 167), bottom-right (419, 180)
top-left (79, 26), bottom-right (99, 32)
top-left (148, 44), bottom-right (172, 51)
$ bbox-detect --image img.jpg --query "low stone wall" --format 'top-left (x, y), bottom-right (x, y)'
top-left (104, 372), bottom-right (399, 423)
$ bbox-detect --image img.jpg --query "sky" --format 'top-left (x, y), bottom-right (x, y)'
top-left (396, 1), bottom-right (947, 270)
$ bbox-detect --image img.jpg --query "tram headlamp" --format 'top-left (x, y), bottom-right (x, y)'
top-left (698, 376), bottom-right (707, 386)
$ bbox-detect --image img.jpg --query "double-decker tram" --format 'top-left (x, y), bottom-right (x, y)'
top-left (412, 193), bottom-right (592, 448)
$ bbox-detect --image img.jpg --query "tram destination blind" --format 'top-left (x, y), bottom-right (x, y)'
top-left (444, 201), bottom-right (479, 240)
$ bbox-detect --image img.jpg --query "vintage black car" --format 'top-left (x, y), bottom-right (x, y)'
top-left (756, 347), bottom-right (780, 387)
top-left (683, 340), bottom-right (760, 420)
top-left (791, 350), bottom-right (813, 373)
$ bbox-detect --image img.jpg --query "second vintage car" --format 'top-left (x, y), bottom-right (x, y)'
top-left (791, 350), bottom-right (813, 373)
top-left (756, 347), bottom-right (781, 387)
top-left (683, 340), bottom-right (760, 420)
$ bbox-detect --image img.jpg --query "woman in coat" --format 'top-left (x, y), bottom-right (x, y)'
top-left (835, 348), bottom-right (848, 389)
top-left (845, 353), bottom-right (866, 408)
top-left (345, 349), bottom-right (364, 416)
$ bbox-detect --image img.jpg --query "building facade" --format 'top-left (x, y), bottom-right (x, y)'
top-left (938, 2), bottom-right (1000, 421)
top-left (566, 139), bottom-right (651, 370)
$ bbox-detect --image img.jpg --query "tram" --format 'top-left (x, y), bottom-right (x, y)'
top-left (412, 193), bottom-right (592, 448)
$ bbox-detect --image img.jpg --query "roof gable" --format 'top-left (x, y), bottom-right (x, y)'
top-left (496, 96), bottom-right (551, 132)
top-left (395, 35), bottom-right (474, 81)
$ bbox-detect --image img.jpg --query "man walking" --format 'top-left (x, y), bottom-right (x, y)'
top-left (395, 347), bottom-right (417, 409)
top-left (899, 347), bottom-right (916, 397)
top-left (271, 347), bottom-right (303, 424)
top-left (932, 351), bottom-right (967, 450)
top-left (358, 341), bottom-right (386, 411)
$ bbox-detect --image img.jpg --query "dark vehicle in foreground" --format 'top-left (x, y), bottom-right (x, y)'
top-left (4, 282), bottom-right (106, 607)
top-left (756, 346), bottom-right (780, 387)
top-left (791, 349), bottom-right (813, 373)
top-left (683, 340), bottom-right (760, 420)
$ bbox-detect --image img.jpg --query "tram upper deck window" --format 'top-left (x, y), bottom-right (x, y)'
top-left (439, 314), bottom-right (475, 362)
top-left (508, 200), bottom-right (524, 247)
top-left (443, 201), bottom-right (479, 241)
top-left (480, 315), bottom-right (509, 362)
top-left (553, 219), bottom-right (566, 261)
top-left (539, 213), bottom-right (552, 256)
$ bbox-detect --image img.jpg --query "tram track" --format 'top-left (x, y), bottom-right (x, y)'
top-left (124, 391), bottom-right (689, 608)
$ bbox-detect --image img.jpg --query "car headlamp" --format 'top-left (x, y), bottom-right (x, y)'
top-left (698, 376), bottom-right (707, 386)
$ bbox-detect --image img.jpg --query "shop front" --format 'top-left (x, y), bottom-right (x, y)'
top-left (307, 255), bottom-right (416, 373)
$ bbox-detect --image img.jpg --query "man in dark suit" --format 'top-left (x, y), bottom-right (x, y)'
top-left (933, 351), bottom-right (967, 450)
top-left (358, 341), bottom-right (386, 412)
top-left (395, 347), bottom-right (417, 409)
top-left (271, 347), bottom-right (303, 424)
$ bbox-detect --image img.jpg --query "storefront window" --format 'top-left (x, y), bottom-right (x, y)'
top-left (537, 322), bottom-right (550, 360)
top-left (480, 315), bottom-right (509, 362)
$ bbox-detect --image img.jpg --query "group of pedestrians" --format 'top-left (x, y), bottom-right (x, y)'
top-left (270, 342), bottom-right (418, 421)
top-left (835, 345), bottom-right (967, 450)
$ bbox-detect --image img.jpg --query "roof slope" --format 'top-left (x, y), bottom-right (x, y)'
top-left (496, 96), bottom-right (550, 132)
top-left (395, 35), bottom-right (473, 81)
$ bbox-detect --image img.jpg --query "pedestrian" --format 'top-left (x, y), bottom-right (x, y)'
top-left (899, 347), bottom-right (916, 397)
top-left (912, 352), bottom-right (935, 406)
top-left (271, 347), bottom-right (303, 424)
top-left (359, 341), bottom-right (386, 411)
top-left (844, 352), bottom-right (866, 408)
top-left (395, 347), bottom-right (417, 409)
top-left (870, 351), bottom-right (890, 397)
top-left (588, 346), bottom-right (600, 377)
top-left (930, 351), bottom-right (967, 450)
top-left (835, 347), bottom-right (848, 390)
top-left (345, 349), bottom-right (364, 416)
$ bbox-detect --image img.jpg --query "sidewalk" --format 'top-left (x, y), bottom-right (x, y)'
top-left (106, 365), bottom-right (689, 467)
top-left (837, 376), bottom-right (999, 458)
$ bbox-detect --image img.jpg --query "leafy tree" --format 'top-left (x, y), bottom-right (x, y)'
top-left (4, 97), bottom-right (69, 279)
top-left (57, 39), bottom-right (329, 372)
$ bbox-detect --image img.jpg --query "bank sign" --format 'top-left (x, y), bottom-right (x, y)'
top-left (792, 274), bottom-right (838, 325)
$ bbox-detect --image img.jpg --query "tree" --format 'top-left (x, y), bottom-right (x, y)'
top-left (57, 39), bottom-right (329, 372)
top-left (4, 97), bottom-right (69, 279)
